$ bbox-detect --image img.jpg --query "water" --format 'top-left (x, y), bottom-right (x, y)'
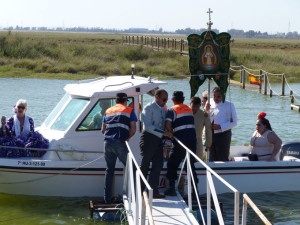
top-left (0, 78), bottom-right (300, 224)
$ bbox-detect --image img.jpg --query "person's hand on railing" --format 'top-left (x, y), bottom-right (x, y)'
top-left (163, 131), bottom-right (173, 139)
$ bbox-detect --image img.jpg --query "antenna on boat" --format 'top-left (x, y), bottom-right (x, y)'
top-left (131, 64), bottom-right (135, 79)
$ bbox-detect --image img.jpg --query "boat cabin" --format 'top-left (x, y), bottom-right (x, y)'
top-left (37, 75), bottom-right (166, 160)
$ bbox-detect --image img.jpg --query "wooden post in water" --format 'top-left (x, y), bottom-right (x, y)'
top-left (240, 66), bottom-right (243, 83)
top-left (290, 90), bottom-right (293, 97)
top-left (180, 39), bottom-right (183, 55)
top-left (270, 89), bottom-right (273, 97)
top-left (291, 95), bottom-right (294, 103)
top-left (242, 69), bottom-right (245, 89)
top-left (259, 70), bottom-right (263, 93)
top-left (264, 73), bottom-right (268, 95)
top-left (282, 73), bottom-right (285, 96)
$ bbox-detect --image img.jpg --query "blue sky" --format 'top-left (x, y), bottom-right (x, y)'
top-left (0, 0), bottom-right (299, 34)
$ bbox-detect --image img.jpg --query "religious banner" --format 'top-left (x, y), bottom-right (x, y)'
top-left (188, 31), bottom-right (231, 101)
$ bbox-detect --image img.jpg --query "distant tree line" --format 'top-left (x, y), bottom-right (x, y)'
top-left (1, 26), bottom-right (299, 40)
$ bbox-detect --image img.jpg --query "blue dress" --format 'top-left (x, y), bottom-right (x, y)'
top-left (0, 116), bottom-right (49, 158)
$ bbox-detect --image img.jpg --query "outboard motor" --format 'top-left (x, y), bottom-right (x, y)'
top-left (280, 142), bottom-right (300, 160)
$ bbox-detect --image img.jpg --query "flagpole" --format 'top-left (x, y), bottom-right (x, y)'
top-left (207, 78), bottom-right (210, 162)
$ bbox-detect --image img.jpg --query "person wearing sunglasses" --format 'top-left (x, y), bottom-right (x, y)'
top-left (1, 99), bottom-right (34, 140)
top-left (140, 88), bottom-right (173, 198)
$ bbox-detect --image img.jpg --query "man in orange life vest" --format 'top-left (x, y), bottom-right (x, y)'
top-left (101, 93), bottom-right (137, 204)
top-left (164, 91), bottom-right (198, 196)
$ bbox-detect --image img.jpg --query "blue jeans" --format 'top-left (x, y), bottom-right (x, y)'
top-left (104, 141), bottom-right (128, 203)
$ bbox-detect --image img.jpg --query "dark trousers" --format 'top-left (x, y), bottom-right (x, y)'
top-left (166, 139), bottom-right (198, 185)
top-left (140, 131), bottom-right (163, 195)
top-left (210, 129), bottom-right (232, 161)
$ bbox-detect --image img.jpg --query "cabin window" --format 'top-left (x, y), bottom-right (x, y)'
top-left (76, 97), bottom-right (134, 131)
top-left (51, 98), bottom-right (89, 131)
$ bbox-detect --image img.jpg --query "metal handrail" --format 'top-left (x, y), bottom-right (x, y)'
top-left (242, 194), bottom-right (272, 225)
top-left (103, 81), bottom-right (134, 91)
top-left (78, 76), bottom-right (105, 84)
top-left (124, 141), bottom-right (154, 225)
top-left (174, 137), bottom-right (240, 225)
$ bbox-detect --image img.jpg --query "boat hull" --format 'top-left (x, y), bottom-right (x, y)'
top-left (1, 158), bottom-right (300, 197)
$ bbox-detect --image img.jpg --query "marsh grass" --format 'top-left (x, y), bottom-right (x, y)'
top-left (0, 31), bottom-right (300, 82)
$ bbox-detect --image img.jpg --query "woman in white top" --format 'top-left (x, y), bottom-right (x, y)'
top-left (250, 112), bottom-right (282, 161)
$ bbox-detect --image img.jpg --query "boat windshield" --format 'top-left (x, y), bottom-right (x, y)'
top-left (51, 98), bottom-right (89, 131)
top-left (44, 93), bottom-right (69, 127)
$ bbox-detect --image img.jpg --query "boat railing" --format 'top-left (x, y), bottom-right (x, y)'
top-left (0, 145), bottom-right (104, 154)
top-left (0, 145), bottom-right (104, 161)
top-left (174, 137), bottom-right (240, 225)
top-left (242, 194), bottom-right (272, 225)
top-left (103, 81), bottom-right (134, 91)
top-left (77, 76), bottom-right (106, 83)
top-left (123, 141), bottom-right (154, 225)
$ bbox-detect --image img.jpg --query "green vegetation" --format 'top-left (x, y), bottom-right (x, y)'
top-left (230, 38), bottom-right (300, 82)
top-left (0, 31), bottom-right (300, 82)
top-left (0, 31), bottom-right (188, 80)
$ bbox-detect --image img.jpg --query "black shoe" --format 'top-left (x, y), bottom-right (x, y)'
top-left (164, 188), bottom-right (176, 196)
top-left (153, 193), bottom-right (165, 198)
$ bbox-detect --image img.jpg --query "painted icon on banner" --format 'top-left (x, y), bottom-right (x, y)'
top-left (200, 44), bottom-right (219, 71)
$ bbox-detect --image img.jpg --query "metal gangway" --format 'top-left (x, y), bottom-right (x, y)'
top-left (123, 138), bottom-right (272, 225)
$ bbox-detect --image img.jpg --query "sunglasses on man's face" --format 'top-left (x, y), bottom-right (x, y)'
top-left (161, 98), bottom-right (167, 103)
top-left (17, 106), bottom-right (25, 110)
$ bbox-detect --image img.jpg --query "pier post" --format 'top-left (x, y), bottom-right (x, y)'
top-left (167, 38), bottom-right (170, 49)
top-left (132, 36), bottom-right (135, 45)
top-left (157, 37), bottom-right (160, 50)
top-left (242, 69), bottom-right (245, 89)
top-left (180, 39), bottom-right (183, 55)
top-left (240, 66), bottom-right (243, 83)
top-left (264, 73), bottom-right (268, 95)
top-left (175, 39), bottom-right (177, 50)
top-left (291, 95), bottom-right (294, 104)
top-left (129, 36), bottom-right (131, 45)
top-left (137, 36), bottom-right (139, 45)
top-left (282, 74), bottom-right (285, 96)
top-left (259, 70), bottom-right (263, 93)
top-left (270, 89), bottom-right (272, 97)
top-left (290, 90), bottom-right (293, 97)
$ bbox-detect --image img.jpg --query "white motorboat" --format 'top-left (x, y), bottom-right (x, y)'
top-left (0, 75), bottom-right (300, 197)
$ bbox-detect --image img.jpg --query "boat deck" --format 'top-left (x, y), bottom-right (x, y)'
top-left (151, 194), bottom-right (198, 224)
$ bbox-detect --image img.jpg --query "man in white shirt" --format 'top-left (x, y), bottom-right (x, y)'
top-left (208, 87), bottom-right (237, 161)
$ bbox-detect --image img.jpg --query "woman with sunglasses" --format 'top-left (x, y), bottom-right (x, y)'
top-left (1, 99), bottom-right (34, 139)
top-left (1, 99), bottom-right (48, 158)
